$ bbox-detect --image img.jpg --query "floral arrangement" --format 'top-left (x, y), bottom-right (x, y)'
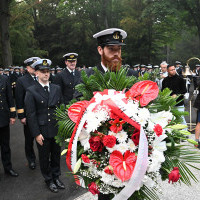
top-left (56, 68), bottom-right (200, 200)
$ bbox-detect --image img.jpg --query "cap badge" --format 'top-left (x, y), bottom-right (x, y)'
top-left (43, 60), bottom-right (48, 66)
top-left (33, 59), bottom-right (37, 63)
top-left (70, 55), bottom-right (74, 58)
top-left (113, 32), bottom-right (119, 40)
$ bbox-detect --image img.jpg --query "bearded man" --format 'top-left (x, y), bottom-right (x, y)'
top-left (86, 28), bottom-right (138, 77)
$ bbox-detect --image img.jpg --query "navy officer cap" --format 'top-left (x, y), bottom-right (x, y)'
top-left (93, 28), bottom-right (127, 46)
top-left (24, 57), bottom-right (41, 67)
top-left (140, 64), bottom-right (146, 68)
top-left (63, 53), bottom-right (78, 61)
top-left (175, 61), bottom-right (181, 65)
top-left (196, 64), bottom-right (200, 67)
top-left (32, 59), bottom-right (51, 71)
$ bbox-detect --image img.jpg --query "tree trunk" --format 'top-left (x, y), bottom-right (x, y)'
top-left (0, 0), bottom-right (12, 68)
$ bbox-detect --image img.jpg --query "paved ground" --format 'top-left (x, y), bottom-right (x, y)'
top-left (0, 86), bottom-right (200, 200)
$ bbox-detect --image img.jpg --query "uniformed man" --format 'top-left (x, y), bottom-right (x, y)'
top-left (0, 75), bottom-right (18, 177)
top-left (15, 57), bottom-right (40, 170)
top-left (49, 68), bottom-right (56, 83)
top-left (147, 64), bottom-right (153, 73)
top-left (56, 67), bottom-right (62, 73)
top-left (0, 68), bottom-right (3, 75)
top-left (89, 28), bottom-right (138, 200)
top-left (139, 64), bottom-right (147, 76)
top-left (175, 61), bottom-right (183, 77)
top-left (54, 53), bottom-right (81, 105)
top-left (87, 28), bottom-right (138, 78)
top-left (10, 66), bottom-right (22, 98)
top-left (3, 69), bottom-right (10, 77)
top-left (25, 59), bottom-right (65, 193)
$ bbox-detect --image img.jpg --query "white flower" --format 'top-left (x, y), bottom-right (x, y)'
top-left (150, 111), bottom-right (173, 128)
top-left (108, 131), bottom-right (116, 136)
top-left (146, 121), bottom-right (155, 132)
top-left (85, 112), bottom-right (100, 132)
top-left (115, 143), bottom-right (129, 154)
top-left (78, 128), bottom-right (90, 150)
top-left (143, 175), bottom-right (155, 188)
top-left (106, 146), bottom-right (116, 154)
top-left (151, 149), bottom-right (165, 163)
top-left (125, 102), bottom-right (139, 118)
top-left (127, 139), bottom-right (137, 152)
top-left (101, 172), bottom-right (115, 184)
top-left (137, 108), bottom-right (150, 126)
top-left (111, 179), bottom-right (124, 188)
top-left (116, 130), bottom-right (128, 143)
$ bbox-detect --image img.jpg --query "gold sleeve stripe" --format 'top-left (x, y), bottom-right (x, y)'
top-left (17, 109), bottom-right (24, 114)
top-left (10, 107), bottom-right (16, 112)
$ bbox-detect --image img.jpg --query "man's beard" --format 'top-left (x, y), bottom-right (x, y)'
top-left (102, 52), bottom-right (122, 72)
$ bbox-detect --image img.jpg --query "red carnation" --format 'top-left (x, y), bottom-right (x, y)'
top-left (131, 129), bottom-right (140, 146)
top-left (168, 167), bottom-right (181, 184)
top-left (104, 165), bottom-right (114, 175)
top-left (154, 124), bottom-right (163, 137)
top-left (88, 182), bottom-right (100, 195)
top-left (81, 154), bottom-right (90, 163)
top-left (109, 118), bottom-right (125, 133)
top-left (89, 136), bottom-right (104, 152)
top-left (103, 135), bottom-right (116, 148)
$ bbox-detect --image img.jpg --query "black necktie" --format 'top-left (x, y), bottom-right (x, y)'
top-left (44, 86), bottom-right (49, 94)
top-left (71, 71), bottom-right (74, 76)
top-left (34, 76), bottom-right (37, 81)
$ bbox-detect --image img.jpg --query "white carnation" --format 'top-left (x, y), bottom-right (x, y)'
top-left (116, 130), bottom-right (128, 143)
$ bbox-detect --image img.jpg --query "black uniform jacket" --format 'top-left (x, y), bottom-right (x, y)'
top-left (54, 68), bottom-right (81, 105)
top-left (86, 65), bottom-right (138, 78)
top-left (0, 75), bottom-right (16, 128)
top-left (25, 82), bottom-right (63, 138)
top-left (162, 74), bottom-right (187, 106)
top-left (10, 72), bottom-right (22, 88)
top-left (15, 73), bottom-right (36, 119)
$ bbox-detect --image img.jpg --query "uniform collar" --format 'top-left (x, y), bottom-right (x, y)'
top-left (101, 62), bottom-right (108, 72)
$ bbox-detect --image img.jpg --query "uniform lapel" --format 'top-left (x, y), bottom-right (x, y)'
top-left (48, 84), bottom-right (55, 105)
top-left (35, 82), bottom-right (49, 100)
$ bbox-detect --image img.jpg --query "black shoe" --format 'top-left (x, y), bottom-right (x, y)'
top-left (29, 162), bottom-right (36, 170)
top-left (54, 178), bottom-right (65, 189)
top-left (5, 169), bottom-right (19, 177)
top-left (46, 181), bottom-right (58, 193)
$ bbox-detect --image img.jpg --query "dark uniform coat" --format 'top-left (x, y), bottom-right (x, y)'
top-left (0, 75), bottom-right (16, 127)
top-left (86, 65), bottom-right (138, 77)
top-left (0, 75), bottom-right (16, 171)
top-left (54, 68), bottom-right (81, 105)
top-left (25, 83), bottom-right (63, 138)
top-left (162, 74), bottom-right (187, 106)
top-left (15, 73), bottom-right (36, 118)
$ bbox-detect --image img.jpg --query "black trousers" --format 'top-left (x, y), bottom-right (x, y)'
top-left (98, 193), bottom-right (111, 200)
top-left (36, 137), bottom-right (61, 182)
top-left (0, 125), bottom-right (12, 171)
top-left (24, 124), bottom-right (36, 163)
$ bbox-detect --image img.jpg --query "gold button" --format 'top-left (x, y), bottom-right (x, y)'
top-left (48, 108), bottom-right (49, 110)
top-left (48, 113), bottom-right (50, 116)
top-left (41, 101), bottom-right (44, 103)
top-left (0, 101), bottom-right (2, 103)
top-left (70, 83), bottom-right (71, 85)
top-left (48, 119), bottom-right (50, 121)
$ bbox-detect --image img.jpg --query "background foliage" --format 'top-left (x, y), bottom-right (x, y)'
top-left (1, 0), bottom-right (200, 68)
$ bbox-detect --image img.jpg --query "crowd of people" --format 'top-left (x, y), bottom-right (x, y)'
top-left (0, 28), bottom-right (200, 198)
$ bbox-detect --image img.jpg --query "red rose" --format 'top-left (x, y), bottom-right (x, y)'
top-left (168, 167), bottom-right (181, 184)
top-left (81, 154), bottom-right (90, 163)
top-left (104, 165), bottom-right (114, 175)
top-left (89, 136), bottom-right (104, 152)
top-left (131, 129), bottom-right (140, 146)
top-left (103, 135), bottom-right (116, 148)
top-left (154, 124), bottom-right (163, 137)
top-left (88, 182), bottom-right (100, 195)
